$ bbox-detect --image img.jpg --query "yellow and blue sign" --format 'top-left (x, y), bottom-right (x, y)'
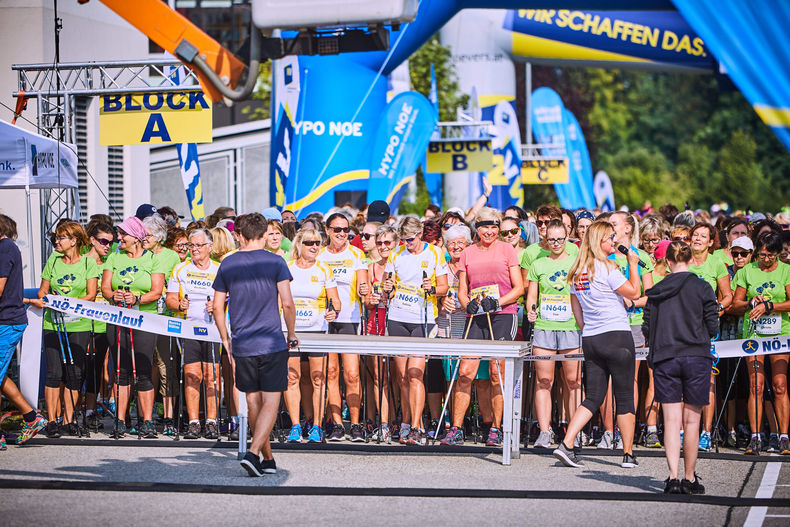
top-left (522, 158), bottom-right (568, 184)
top-left (99, 92), bottom-right (212, 146)
top-left (426, 140), bottom-right (492, 173)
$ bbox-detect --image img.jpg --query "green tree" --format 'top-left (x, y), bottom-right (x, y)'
top-left (242, 61), bottom-right (272, 120)
top-left (409, 37), bottom-right (469, 122)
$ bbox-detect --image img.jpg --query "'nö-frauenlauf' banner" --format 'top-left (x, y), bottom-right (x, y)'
top-left (42, 295), bottom-right (221, 343)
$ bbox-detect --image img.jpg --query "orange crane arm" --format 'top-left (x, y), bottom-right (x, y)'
top-left (93, 0), bottom-right (247, 102)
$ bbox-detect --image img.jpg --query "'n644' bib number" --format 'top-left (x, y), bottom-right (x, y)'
top-left (539, 294), bottom-right (571, 322)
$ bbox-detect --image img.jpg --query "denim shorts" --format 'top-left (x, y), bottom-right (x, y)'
top-left (0, 324), bottom-right (27, 384)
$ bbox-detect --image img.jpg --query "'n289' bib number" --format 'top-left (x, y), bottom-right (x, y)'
top-left (755, 315), bottom-right (781, 336)
top-left (539, 294), bottom-right (572, 322)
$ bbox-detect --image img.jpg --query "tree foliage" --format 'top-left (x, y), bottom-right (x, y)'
top-left (408, 37), bottom-right (469, 122)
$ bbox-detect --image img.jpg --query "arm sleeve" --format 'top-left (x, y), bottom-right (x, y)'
top-left (277, 259), bottom-right (293, 283)
top-left (166, 266), bottom-right (180, 294)
top-left (606, 266), bottom-right (628, 291)
top-left (212, 265), bottom-right (228, 293)
top-left (41, 255), bottom-right (55, 282)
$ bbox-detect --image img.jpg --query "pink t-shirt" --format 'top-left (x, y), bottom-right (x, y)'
top-left (458, 240), bottom-right (520, 315)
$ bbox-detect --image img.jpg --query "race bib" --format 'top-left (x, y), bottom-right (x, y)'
top-left (391, 282), bottom-right (424, 315)
top-left (157, 297), bottom-right (167, 315)
top-left (326, 260), bottom-right (353, 285)
top-left (755, 315), bottom-right (781, 335)
top-left (294, 298), bottom-right (321, 329)
top-left (57, 312), bottom-right (81, 324)
top-left (469, 284), bottom-right (501, 314)
top-left (539, 293), bottom-right (572, 322)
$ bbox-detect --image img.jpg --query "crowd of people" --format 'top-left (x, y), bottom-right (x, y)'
top-left (2, 193), bottom-right (790, 489)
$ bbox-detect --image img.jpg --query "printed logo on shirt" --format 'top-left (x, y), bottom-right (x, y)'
top-left (421, 261), bottom-right (430, 268)
top-left (548, 270), bottom-right (568, 290)
top-left (311, 275), bottom-right (319, 282)
top-left (193, 326), bottom-right (208, 336)
top-left (167, 320), bottom-right (182, 333)
top-left (756, 281), bottom-right (777, 298)
top-left (119, 266), bottom-right (140, 285)
top-left (55, 273), bottom-right (78, 295)
top-left (572, 273), bottom-right (590, 292)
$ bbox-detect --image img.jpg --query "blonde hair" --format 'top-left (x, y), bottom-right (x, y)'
top-left (210, 226), bottom-right (236, 261)
top-left (567, 221), bottom-right (617, 286)
top-left (474, 207), bottom-right (502, 224)
top-left (612, 211), bottom-right (639, 247)
top-left (288, 228), bottom-right (323, 261)
top-left (398, 216), bottom-right (423, 238)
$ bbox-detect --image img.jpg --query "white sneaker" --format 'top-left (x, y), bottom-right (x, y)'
top-left (534, 429), bottom-right (554, 448)
top-left (573, 431), bottom-right (590, 448)
top-left (597, 430), bottom-right (614, 449)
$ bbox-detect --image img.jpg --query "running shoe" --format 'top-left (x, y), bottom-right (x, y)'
top-left (391, 423), bottom-right (400, 442)
top-left (596, 430), bottom-right (614, 449)
top-left (621, 453), bottom-right (639, 468)
top-left (184, 421), bottom-right (201, 439)
top-left (307, 424), bottom-right (324, 443)
top-left (486, 427), bottom-right (503, 447)
top-left (328, 423), bottom-right (346, 441)
top-left (17, 414), bottom-right (47, 445)
top-left (645, 431), bottom-right (662, 448)
top-left (240, 451), bottom-right (264, 477)
top-left (86, 412), bottom-right (103, 431)
top-left (440, 426), bottom-right (464, 446)
top-left (0, 432), bottom-right (6, 451)
top-left (110, 419), bottom-right (126, 439)
top-left (533, 429), bottom-right (554, 449)
top-left (371, 425), bottom-right (391, 444)
top-left (427, 418), bottom-right (440, 440)
top-left (399, 423), bottom-right (411, 445)
top-left (664, 478), bottom-right (682, 494)
top-left (727, 430), bottom-right (738, 448)
top-left (62, 422), bottom-right (79, 437)
top-left (698, 431), bottom-right (711, 452)
top-left (203, 421), bottom-right (218, 440)
top-left (767, 434), bottom-right (780, 453)
top-left (142, 420), bottom-right (158, 439)
top-left (229, 421), bottom-right (240, 441)
top-left (302, 419), bottom-right (313, 440)
top-left (681, 474), bottom-right (705, 495)
top-left (406, 426), bottom-right (419, 445)
top-left (287, 424), bottom-right (302, 443)
top-left (745, 435), bottom-right (761, 455)
top-left (780, 437), bottom-right (790, 455)
top-left (572, 431), bottom-right (588, 449)
top-left (349, 423), bottom-right (366, 442)
top-left (615, 429), bottom-right (623, 450)
top-left (553, 442), bottom-right (584, 468)
top-left (45, 420), bottom-right (61, 439)
top-left (260, 457), bottom-right (277, 475)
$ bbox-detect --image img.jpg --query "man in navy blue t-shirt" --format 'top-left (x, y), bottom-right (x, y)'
top-left (212, 213), bottom-right (296, 477)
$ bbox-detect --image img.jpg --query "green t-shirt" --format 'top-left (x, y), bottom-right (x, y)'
top-left (520, 241), bottom-right (578, 271)
top-left (42, 255), bottom-right (99, 332)
top-left (280, 237), bottom-right (292, 254)
top-left (613, 247), bottom-right (654, 326)
top-left (689, 253), bottom-right (729, 293)
top-left (527, 254), bottom-right (579, 331)
top-left (104, 250), bottom-right (168, 313)
top-left (153, 247), bottom-right (181, 315)
top-left (713, 248), bottom-right (733, 267)
top-left (734, 261), bottom-right (790, 337)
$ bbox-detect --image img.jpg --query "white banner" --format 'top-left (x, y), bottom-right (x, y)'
top-left (19, 306), bottom-right (43, 406)
top-left (0, 119), bottom-right (78, 189)
top-left (42, 295), bottom-right (221, 343)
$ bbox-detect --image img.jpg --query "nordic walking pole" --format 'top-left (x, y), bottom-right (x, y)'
top-left (383, 272), bottom-right (392, 336)
top-left (432, 314), bottom-right (472, 444)
top-left (112, 297), bottom-right (123, 438)
top-left (175, 337), bottom-right (186, 441)
top-left (125, 289), bottom-right (142, 441)
top-left (58, 311), bottom-right (85, 437)
top-left (423, 271), bottom-right (429, 338)
top-left (52, 309), bottom-right (82, 437)
top-left (207, 295), bottom-right (221, 442)
top-left (713, 356), bottom-right (742, 450)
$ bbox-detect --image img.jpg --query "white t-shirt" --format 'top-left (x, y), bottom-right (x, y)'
top-left (284, 261), bottom-right (337, 332)
top-left (570, 259), bottom-right (629, 337)
top-left (316, 245), bottom-right (367, 323)
top-left (167, 260), bottom-right (220, 323)
top-left (385, 242), bottom-right (448, 324)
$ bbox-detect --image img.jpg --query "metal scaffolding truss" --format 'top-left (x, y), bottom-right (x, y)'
top-left (11, 58), bottom-right (203, 260)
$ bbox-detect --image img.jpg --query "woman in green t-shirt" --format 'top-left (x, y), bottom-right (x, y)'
top-left (525, 220), bottom-right (582, 449)
top-left (101, 216), bottom-right (165, 439)
top-left (82, 221), bottom-right (115, 431)
top-left (732, 232), bottom-right (790, 456)
top-left (33, 221), bottom-right (98, 438)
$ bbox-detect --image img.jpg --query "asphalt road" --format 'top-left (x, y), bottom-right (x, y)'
top-left (2, 431), bottom-right (789, 526)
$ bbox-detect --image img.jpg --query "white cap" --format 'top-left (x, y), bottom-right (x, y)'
top-left (446, 207), bottom-right (465, 217)
top-left (732, 236), bottom-right (754, 251)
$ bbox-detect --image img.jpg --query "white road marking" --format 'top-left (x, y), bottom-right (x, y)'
top-left (744, 462), bottom-right (782, 527)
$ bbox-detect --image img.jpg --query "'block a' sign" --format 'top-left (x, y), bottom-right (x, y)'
top-left (99, 92), bottom-right (212, 146)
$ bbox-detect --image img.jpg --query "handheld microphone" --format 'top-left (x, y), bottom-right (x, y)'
top-left (617, 244), bottom-right (646, 268)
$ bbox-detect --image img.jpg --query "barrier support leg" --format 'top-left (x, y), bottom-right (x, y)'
top-left (502, 357), bottom-right (515, 466)
top-left (237, 391), bottom-right (248, 460)
top-left (511, 357), bottom-right (524, 460)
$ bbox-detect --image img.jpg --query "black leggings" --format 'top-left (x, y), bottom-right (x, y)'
top-left (580, 331), bottom-right (636, 416)
top-left (107, 325), bottom-right (156, 391)
top-left (85, 332), bottom-right (109, 395)
top-left (43, 330), bottom-right (90, 390)
top-left (387, 319), bottom-right (435, 338)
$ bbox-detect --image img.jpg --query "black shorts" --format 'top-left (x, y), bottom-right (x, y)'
top-left (289, 331), bottom-right (324, 360)
top-left (182, 339), bottom-right (220, 365)
top-left (234, 350), bottom-right (288, 393)
top-left (465, 313), bottom-right (517, 341)
top-left (654, 356), bottom-right (712, 407)
top-left (328, 322), bottom-right (358, 335)
top-left (387, 319), bottom-right (435, 338)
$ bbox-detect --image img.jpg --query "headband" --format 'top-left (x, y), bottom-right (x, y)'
top-left (475, 220), bottom-right (500, 229)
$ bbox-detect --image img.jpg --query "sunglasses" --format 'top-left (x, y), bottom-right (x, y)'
top-left (302, 240), bottom-right (321, 247)
top-left (329, 226), bottom-right (350, 233)
top-left (442, 223), bottom-right (455, 230)
top-left (536, 220), bottom-right (551, 227)
top-left (376, 240), bottom-right (394, 247)
top-left (95, 238), bottom-right (113, 246)
top-left (54, 236), bottom-right (72, 242)
top-left (403, 237), bottom-right (416, 244)
top-left (673, 236), bottom-right (690, 242)
top-left (499, 228), bottom-right (520, 237)
top-left (731, 250), bottom-right (751, 258)
top-left (360, 233), bottom-right (374, 240)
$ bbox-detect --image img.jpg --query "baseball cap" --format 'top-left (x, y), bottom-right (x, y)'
top-left (135, 203), bottom-right (158, 219)
top-left (261, 207), bottom-right (282, 222)
top-left (576, 210), bottom-right (595, 222)
top-left (732, 236), bottom-right (754, 251)
top-left (750, 212), bottom-right (767, 222)
top-left (367, 200), bottom-right (390, 224)
top-left (654, 240), bottom-right (671, 260)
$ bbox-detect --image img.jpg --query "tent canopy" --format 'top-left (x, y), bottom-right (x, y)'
top-left (0, 119), bottom-right (78, 189)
